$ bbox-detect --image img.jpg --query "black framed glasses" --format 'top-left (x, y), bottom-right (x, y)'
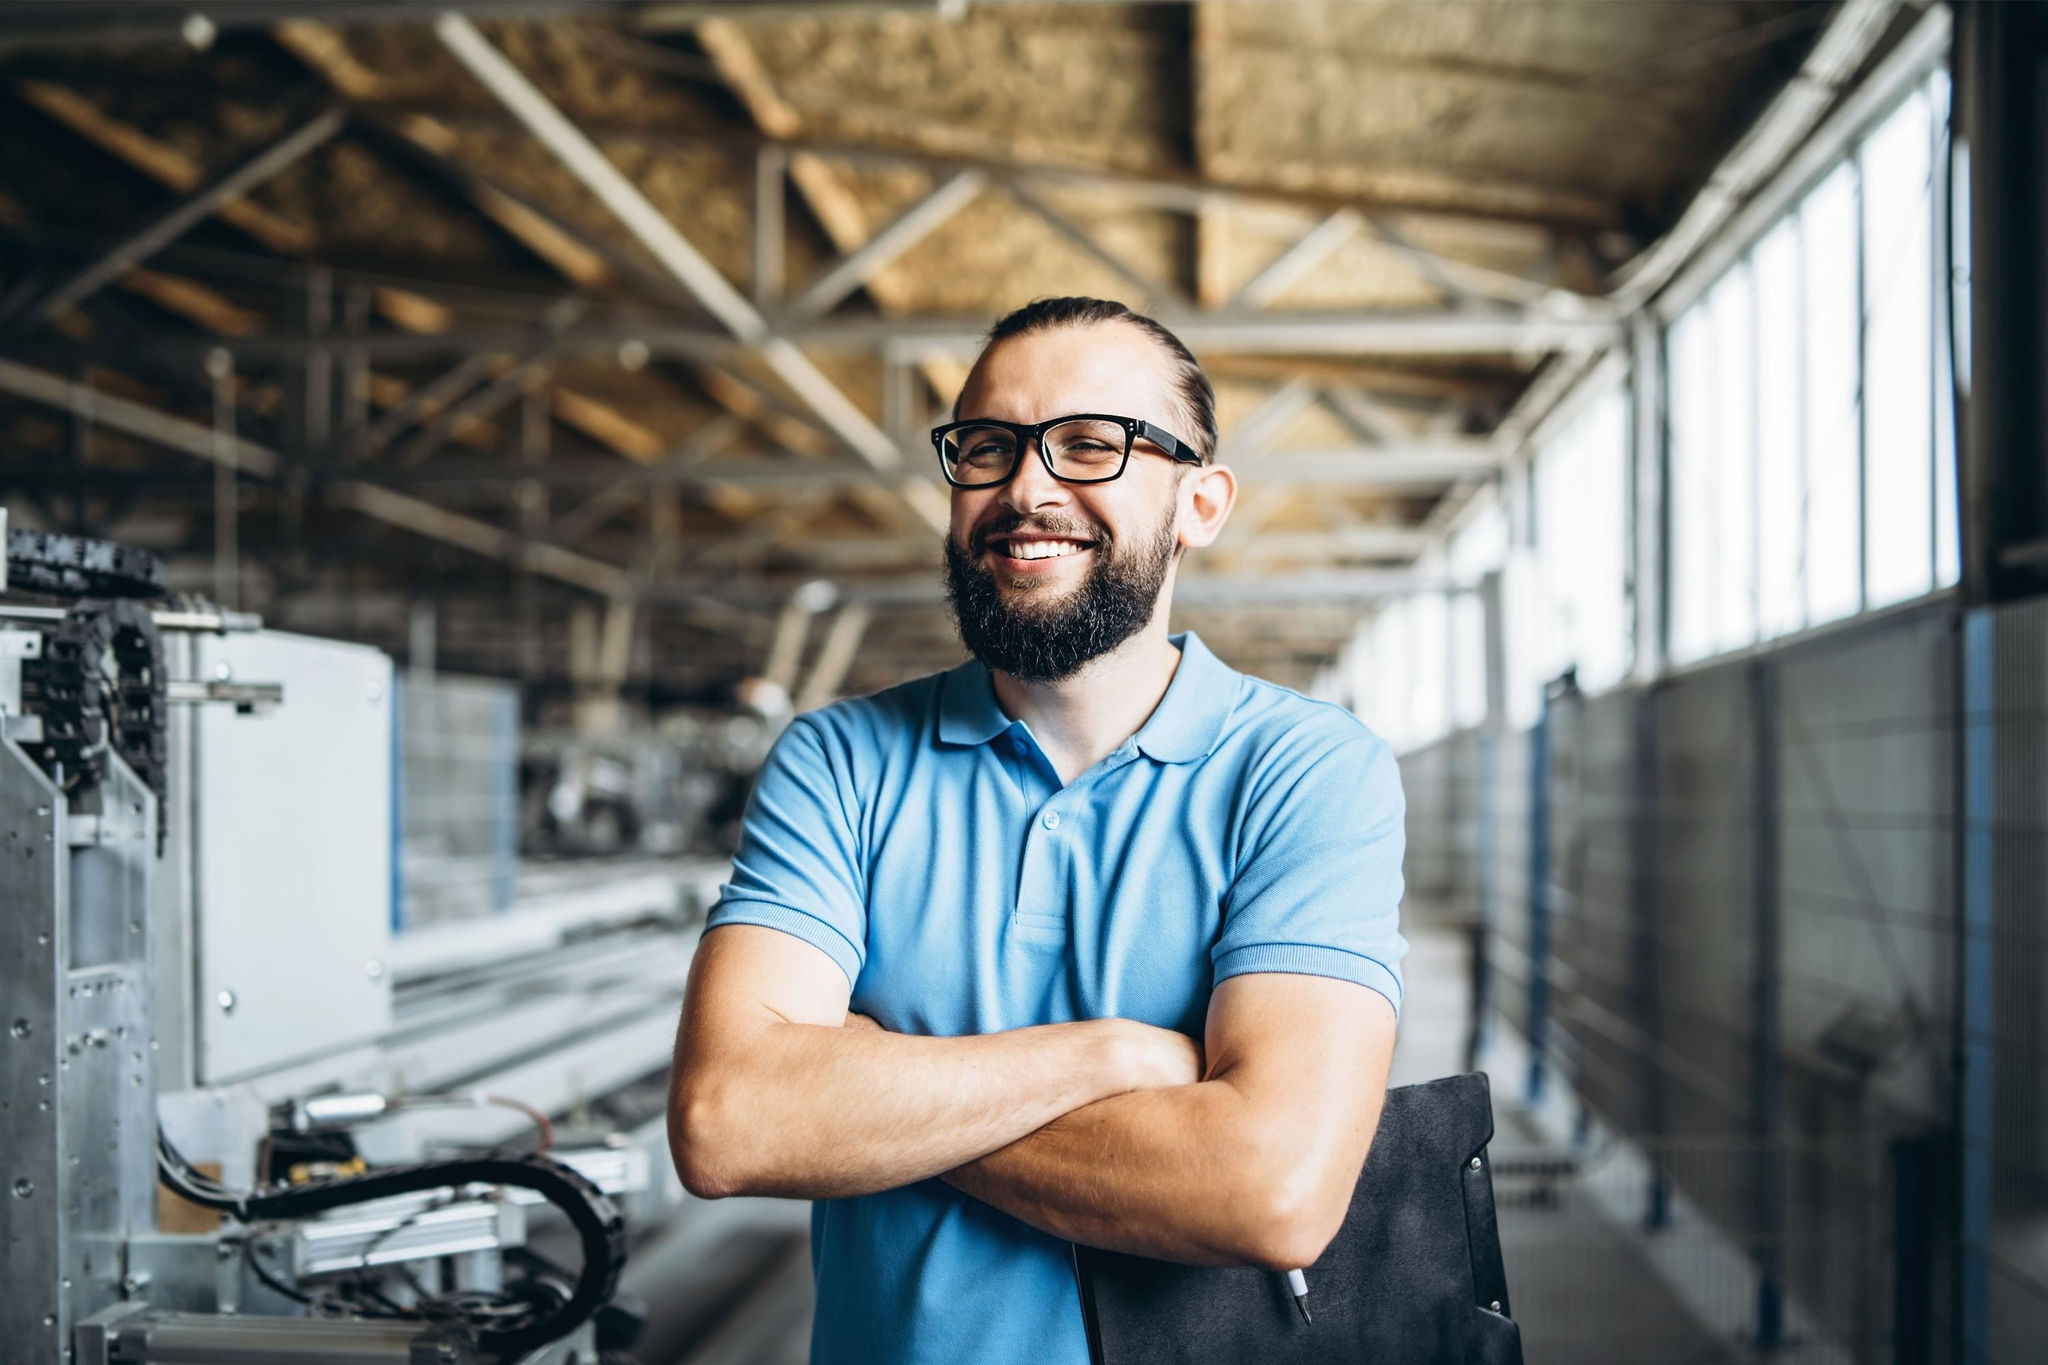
top-left (929, 413), bottom-right (1200, 489)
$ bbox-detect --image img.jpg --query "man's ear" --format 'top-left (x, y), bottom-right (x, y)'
top-left (1176, 463), bottom-right (1237, 551)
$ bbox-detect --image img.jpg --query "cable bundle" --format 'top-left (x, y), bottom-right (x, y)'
top-left (159, 1133), bottom-right (626, 1358)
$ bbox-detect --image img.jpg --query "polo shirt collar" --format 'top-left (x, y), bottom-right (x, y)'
top-left (935, 632), bottom-right (1239, 763)
top-left (1131, 632), bottom-right (1238, 763)
top-left (937, 655), bottom-right (1012, 747)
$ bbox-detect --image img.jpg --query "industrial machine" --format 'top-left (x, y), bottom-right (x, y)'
top-left (1, 519), bottom-right (724, 1364)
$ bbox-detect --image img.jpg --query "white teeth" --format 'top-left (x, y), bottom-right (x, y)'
top-left (1005, 540), bottom-right (1088, 560)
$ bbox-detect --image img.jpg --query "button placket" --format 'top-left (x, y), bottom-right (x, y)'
top-left (1011, 794), bottom-right (1069, 943)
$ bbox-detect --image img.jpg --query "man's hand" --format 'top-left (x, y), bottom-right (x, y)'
top-left (1123, 1024), bottom-right (1203, 1091)
top-left (942, 973), bottom-right (1396, 1270)
top-left (670, 925), bottom-right (1202, 1202)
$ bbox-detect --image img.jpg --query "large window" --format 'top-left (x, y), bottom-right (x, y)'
top-left (1334, 64), bottom-right (1957, 746)
top-left (1532, 383), bottom-right (1632, 695)
top-left (1332, 506), bottom-right (1502, 752)
top-left (1447, 495), bottom-right (1506, 733)
top-left (1667, 70), bottom-right (1957, 665)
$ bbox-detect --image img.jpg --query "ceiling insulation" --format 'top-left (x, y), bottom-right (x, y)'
top-left (0, 0), bottom-right (1842, 696)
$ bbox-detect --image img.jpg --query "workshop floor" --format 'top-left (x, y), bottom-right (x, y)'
top-left (1400, 915), bottom-right (1754, 1365)
top-left (639, 917), bottom-right (1744, 1365)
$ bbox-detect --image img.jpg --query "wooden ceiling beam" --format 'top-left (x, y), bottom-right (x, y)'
top-left (14, 77), bottom-right (452, 337)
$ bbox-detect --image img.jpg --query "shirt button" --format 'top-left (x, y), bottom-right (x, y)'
top-left (1041, 811), bottom-right (1060, 831)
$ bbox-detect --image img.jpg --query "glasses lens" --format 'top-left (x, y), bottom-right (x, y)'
top-left (1044, 419), bottom-right (1129, 479)
top-left (941, 425), bottom-right (1019, 484)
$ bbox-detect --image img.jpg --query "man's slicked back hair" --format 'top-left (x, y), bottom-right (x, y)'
top-left (969, 297), bottom-right (1219, 464)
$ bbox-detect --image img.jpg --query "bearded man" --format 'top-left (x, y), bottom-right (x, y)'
top-left (669, 297), bottom-right (1407, 1365)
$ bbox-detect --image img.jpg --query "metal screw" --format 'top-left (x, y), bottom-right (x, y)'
top-left (213, 661), bottom-right (233, 682)
top-left (216, 989), bottom-right (236, 1015)
top-left (9, 1019), bottom-right (29, 1039)
top-left (1489, 1300), bottom-right (1502, 1313)
top-left (366, 680), bottom-right (384, 702)
top-left (14, 1178), bottom-right (34, 1198)
top-left (1469, 1157), bottom-right (1482, 1170)
top-left (122, 1271), bottom-right (151, 1297)
top-left (365, 958), bottom-right (385, 981)
top-left (41, 1315), bottom-right (55, 1328)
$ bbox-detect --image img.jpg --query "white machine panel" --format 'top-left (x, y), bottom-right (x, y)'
top-left (193, 630), bottom-right (394, 1081)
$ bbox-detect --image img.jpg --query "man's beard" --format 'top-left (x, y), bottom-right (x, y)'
top-left (943, 507), bottom-right (1177, 684)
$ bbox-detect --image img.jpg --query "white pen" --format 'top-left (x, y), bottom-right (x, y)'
top-left (1284, 1267), bottom-right (1312, 1325)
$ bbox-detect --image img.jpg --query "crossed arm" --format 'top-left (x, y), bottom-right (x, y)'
top-left (669, 923), bottom-right (1397, 1269)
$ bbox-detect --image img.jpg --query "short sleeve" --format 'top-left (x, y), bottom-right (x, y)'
top-left (1214, 732), bottom-right (1407, 1017)
top-left (706, 715), bottom-right (868, 986)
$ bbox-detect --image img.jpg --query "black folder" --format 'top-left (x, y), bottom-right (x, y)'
top-left (1073, 1072), bottom-right (1523, 1365)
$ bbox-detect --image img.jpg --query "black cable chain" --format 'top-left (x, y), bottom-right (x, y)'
top-left (168, 1148), bottom-right (627, 1360)
top-left (18, 600), bottom-right (169, 849)
top-left (7, 527), bottom-right (165, 599)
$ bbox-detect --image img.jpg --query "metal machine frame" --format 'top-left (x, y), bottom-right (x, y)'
top-left (0, 538), bottom-right (719, 1364)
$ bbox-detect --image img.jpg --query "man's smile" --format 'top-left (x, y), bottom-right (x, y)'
top-left (981, 531), bottom-right (1099, 575)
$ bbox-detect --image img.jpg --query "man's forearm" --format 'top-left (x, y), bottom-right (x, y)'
top-left (943, 975), bottom-right (1395, 1269)
top-left (941, 1080), bottom-right (1314, 1268)
top-left (672, 1017), bottom-right (1172, 1202)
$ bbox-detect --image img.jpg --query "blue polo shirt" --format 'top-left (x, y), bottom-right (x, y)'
top-left (706, 632), bottom-right (1406, 1365)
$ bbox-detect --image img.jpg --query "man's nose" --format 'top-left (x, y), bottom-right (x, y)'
top-left (997, 439), bottom-right (1068, 512)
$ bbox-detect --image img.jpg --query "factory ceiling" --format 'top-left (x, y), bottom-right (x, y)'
top-left (0, 1), bottom-right (1862, 702)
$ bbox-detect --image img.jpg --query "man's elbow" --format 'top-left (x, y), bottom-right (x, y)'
top-left (1234, 1166), bottom-right (1348, 1272)
top-left (667, 1078), bottom-right (752, 1200)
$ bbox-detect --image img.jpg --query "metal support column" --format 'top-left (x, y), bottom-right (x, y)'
top-left (1957, 0), bottom-right (2048, 602)
top-left (1891, 1134), bottom-right (1939, 1365)
top-left (340, 283), bottom-right (372, 464)
top-left (1631, 683), bottom-right (1671, 1229)
top-left (207, 349), bottom-right (237, 607)
top-left (297, 265), bottom-right (334, 464)
top-left (1468, 570), bottom-right (1506, 1073)
top-left (1628, 313), bottom-right (1666, 681)
top-left (1526, 685), bottom-right (1552, 1104)
top-left (1468, 735), bottom-right (1498, 1072)
top-left (1748, 659), bottom-right (1784, 1351)
top-left (67, 367), bottom-right (93, 533)
top-left (1955, 606), bottom-right (1994, 1364)
top-left (516, 384), bottom-right (550, 683)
